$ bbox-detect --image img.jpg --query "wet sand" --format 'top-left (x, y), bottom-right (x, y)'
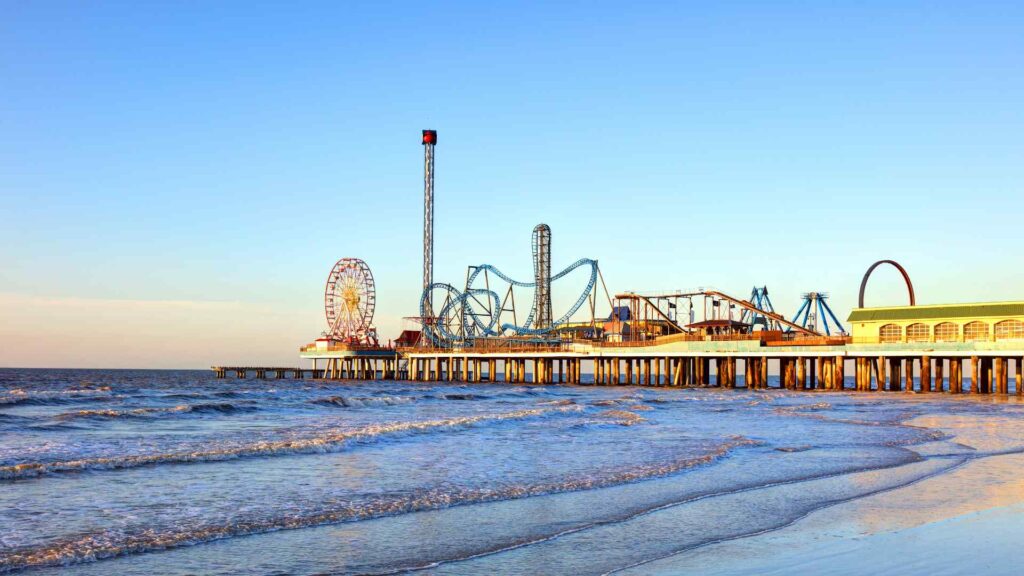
top-left (633, 409), bottom-right (1024, 575)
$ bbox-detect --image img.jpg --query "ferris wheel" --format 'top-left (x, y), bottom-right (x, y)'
top-left (324, 258), bottom-right (376, 343)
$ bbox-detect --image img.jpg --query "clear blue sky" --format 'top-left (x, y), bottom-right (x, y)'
top-left (2, 1), bottom-right (1022, 367)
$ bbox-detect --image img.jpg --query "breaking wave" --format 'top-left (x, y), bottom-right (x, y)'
top-left (0, 406), bottom-right (582, 480)
top-left (0, 436), bottom-right (757, 573)
top-left (0, 388), bottom-right (114, 406)
top-left (53, 403), bottom-right (256, 421)
top-left (774, 402), bottom-right (832, 415)
top-left (310, 395), bottom-right (415, 408)
top-left (439, 393), bottom-right (483, 401)
top-left (596, 410), bottom-right (648, 426)
top-left (538, 399), bottom-right (576, 406)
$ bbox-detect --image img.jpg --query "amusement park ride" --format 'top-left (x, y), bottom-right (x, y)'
top-left (790, 292), bottom-right (846, 336)
top-left (310, 128), bottom-right (853, 353)
top-left (321, 257), bottom-right (378, 346)
top-left (417, 224), bottom-right (611, 346)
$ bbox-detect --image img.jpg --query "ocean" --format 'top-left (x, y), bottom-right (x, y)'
top-left (1, 368), bottom-right (1020, 574)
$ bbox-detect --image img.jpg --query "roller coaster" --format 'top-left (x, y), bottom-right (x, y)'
top-left (419, 258), bottom-right (601, 345)
top-left (418, 226), bottom-right (605, 346)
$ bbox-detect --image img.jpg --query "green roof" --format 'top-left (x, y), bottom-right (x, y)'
top-left (848, 302), bottom-right (1024, 322)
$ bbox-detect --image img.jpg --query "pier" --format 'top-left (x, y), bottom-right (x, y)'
top-left (212, 366), bottom-right (310, 379)
top-left (217, 295), bottom-right (1024, 395)
top-left (216, 331), bottom-right (1024, 395)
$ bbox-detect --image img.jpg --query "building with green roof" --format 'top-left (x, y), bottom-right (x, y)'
top-left (847, 302), bottom-right (1024, 345)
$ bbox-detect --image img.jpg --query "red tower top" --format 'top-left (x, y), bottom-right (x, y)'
top-left (422, 130), bottom-right (437, 145)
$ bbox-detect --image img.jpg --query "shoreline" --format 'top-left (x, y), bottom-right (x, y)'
top-left (628, 411), bottom-right (1024, 575)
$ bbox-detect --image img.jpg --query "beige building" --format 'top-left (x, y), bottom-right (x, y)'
top-left (848, 301), bottom-right (1024, 344)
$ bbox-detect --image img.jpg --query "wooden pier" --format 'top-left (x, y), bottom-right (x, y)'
top-left (214, 349), bottom-right (1024, 396)
top-left (397, 350), bottom-right (1023, 394)
top-left (215, 300), bottom-right (1024, 395)
top-left (211, 366), bottom-right (311, 379)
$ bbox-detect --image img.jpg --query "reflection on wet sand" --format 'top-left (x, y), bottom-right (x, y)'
top-left (631, 411), bottom-right (1024, 576)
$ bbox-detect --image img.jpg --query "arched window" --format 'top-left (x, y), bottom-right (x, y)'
top-left (995, 319), bottom-right (1024, 340)
top-left (963, 321), bottom-right (990, 342)
top-left (934, 322), bottom-right (958, 342)
top-left (879, 324), bottom-right (902, 343)
top-left (906, 323), bottom-right (930, 342)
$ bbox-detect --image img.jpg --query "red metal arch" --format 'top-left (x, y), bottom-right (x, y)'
top-left (859, 260), bottom-right (915, 308)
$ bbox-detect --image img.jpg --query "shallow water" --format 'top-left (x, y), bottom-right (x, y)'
top-left (2, 368), bottom-right (1022, 574)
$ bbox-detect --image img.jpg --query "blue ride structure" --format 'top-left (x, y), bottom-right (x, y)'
top-left (418, 225), bottom-right (601, 346)
top-left (739, 286), bottom-right (782, 331)
top-left (789, 292), bottom-right (847, 336)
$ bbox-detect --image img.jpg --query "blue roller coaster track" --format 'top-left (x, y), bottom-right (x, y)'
top-left (420, 258), bottom-right (599, 346)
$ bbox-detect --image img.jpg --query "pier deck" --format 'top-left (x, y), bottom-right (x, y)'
top-left (216, 337), bottom-right (1024, 395)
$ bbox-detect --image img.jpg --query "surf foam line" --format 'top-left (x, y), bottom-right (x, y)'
top-left (363, 447), bottom-right (931, 575)
top-left (309, 395), bottom-right (417, 408)
top-left (0, 390), bottom-right (115, 406)
top-left (602, 457), bottom-right (971, 576)
top-left (0, 436), bottom-right (756, 573)
top-left (50, 402), bottom-right (259, 422)
top-left (771, 404), bottom-right (949, 447)
top-left (0, 405), bottom-right (581, 481)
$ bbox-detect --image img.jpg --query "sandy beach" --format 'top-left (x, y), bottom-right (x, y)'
top-left (634, 406), bottom-right (1024, 575)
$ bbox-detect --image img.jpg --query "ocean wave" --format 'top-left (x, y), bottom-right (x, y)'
top-left (537, 399), bottom-right (576, 406)
top-left (596, 410), bottom-right (648, 425)
top-left (0, 406), bottom-right (582, 481)
top-left (189, 402), bottom-right (256, 414)
top-left (440, 393), bottom-right (483, 401)
top-left (0, 388), bottom-right (115, 406)
top-left (775, 402), bottom-right (832, 414)
top-left (310, 395), bottom-right (415, 408)
top-left (770, 405), bottom-right (948, 446)
top-left (0, 435), bottom-right (757, 573)
top-left (774, 445), bottom-right (814, 452)
top-left (52, 402), bottom-right (256, 422)
top-left (0, 413), bottom-right (31, 424)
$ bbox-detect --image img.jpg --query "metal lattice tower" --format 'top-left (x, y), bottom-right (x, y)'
top-left (531, 224), bottom-right (553, 330)
top-left (422, 130), bottom-right (436, 317)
